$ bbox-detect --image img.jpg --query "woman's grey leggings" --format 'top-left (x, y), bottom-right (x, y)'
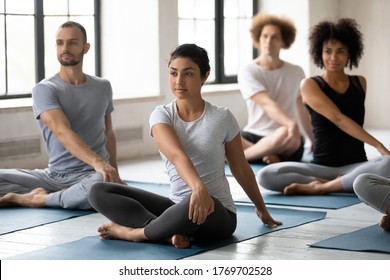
top-left (257, 155), bottom-right (390, 192)
top-left (353, 173), bottom-right (390, 214)
top-left (88, 183), bottom-right (237, 242)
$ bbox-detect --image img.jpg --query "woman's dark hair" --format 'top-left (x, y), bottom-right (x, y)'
top-left (250, 12), bottom-right (296, 49)
top-left (309, 18), bottom-right (364, 69)
top-left (169, 44), bottom-right (211, 78)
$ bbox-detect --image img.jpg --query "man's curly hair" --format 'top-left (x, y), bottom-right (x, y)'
top-left (309, 18), bottom-right (364, 70)
top-left (250, 12), bottom-right (296, 49)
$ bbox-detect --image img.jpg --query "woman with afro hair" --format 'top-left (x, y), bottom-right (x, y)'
top-left (256, 18), bottom-right (390, 196)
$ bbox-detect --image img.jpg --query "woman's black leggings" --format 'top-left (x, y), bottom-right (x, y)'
top-left (88, 182), bottom-right (237, 242)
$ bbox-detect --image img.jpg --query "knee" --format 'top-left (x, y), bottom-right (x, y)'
top-left (275, 126), bottom-right (289, 137)
top-left (353, 173), bottom-right (372, 197)
top-left (256, 167), bottom-right (275, 190)
top-left (383, 154), bottom-right (390, 161)
top-left (88, 182), bottom-right (109, 207)
top-left (272, 126), bottom-right (289, 144)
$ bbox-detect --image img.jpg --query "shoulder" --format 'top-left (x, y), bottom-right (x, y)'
top-left (32, 75), bottom-right (61, 95)
top-left (300, 76), bottom-right (322, 93)
top-left (239, 60), bottom-right (259, 74)
top-left (149, 101), bottom-right (176, 131)
top-left (205, 102), bottom-right (237, 124)
top-left (206, 101), bottom-right (230, 115)
top-left (87, 74), bottom-right (111, 86)
top-left (283, 62), bottom-right (305, 75)
top-left (157, 100), bottom-right (175, 112)
top-left (283, 61), bottom-right (302, 69)
top-left (301, 75), bottom-right (322, 85)
top-left (35, 74), bottom-right (59, 87)
top-left (354, 75), bottom-right (367, 92)
top-left (151, 101), bottom-right (175, 118)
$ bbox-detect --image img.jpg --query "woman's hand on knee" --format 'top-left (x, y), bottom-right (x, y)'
top-left (189, 187), bottom-right (214, 225)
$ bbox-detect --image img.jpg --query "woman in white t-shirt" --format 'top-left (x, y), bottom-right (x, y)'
top-left (88, 44), bottom-right (281, 248)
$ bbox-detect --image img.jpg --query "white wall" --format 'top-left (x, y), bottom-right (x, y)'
top-left (339, 0), bottom-right (390, 128)
top-left (258, 0), bottom-right (311, 76)
top-left (0, 0), bottom-right (389, 169)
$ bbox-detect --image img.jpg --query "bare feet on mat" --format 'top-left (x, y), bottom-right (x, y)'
top-left (171, 234), bottom-right (190, 248)
top-left (97, 222), bottom-right (146, 242)
top-left (380, 215), bottom-right (390, 231)
top-left (262, 154), bottom-right (281, 165)
top-left (0, 195), bottom-right (15, 207)
top-left (0, 187), bottom-right (47, 207)
top-left (97, 222), bottom-right (191, 248)
top-left (284, 180), bottom-right (327, 195)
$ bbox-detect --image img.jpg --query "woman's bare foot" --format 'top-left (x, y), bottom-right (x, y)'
top-left (262, 155), bottom-right (281, 165)
top-left (97, 222), bottom-right (146, 242)
top-left (97, 222), bottom-right (191, 248)
top-left (284, 180), bottom-right (328, 195)
top-left (0, 187), bottom-right (48, 207)
top-left (379, 215), bottom-right (390, 231)
top-left (171, 234), bottom-right (190, 248)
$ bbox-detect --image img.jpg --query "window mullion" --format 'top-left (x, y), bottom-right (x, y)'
top-left (215, 0), bottom-right (224, 84)
top-left (94, 0), bottom-right (101, 77)
top-left (252, 0), bottom-right (258, 59)
top-left (3, 2), bottom-right (8, 94)
top-left (35, 0), bottom-right (44, 83)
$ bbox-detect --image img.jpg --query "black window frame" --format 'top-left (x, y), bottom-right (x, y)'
top-left (0, 0), bottom-right (100, 99)
top-left (215, 0), bottom-right (258, 84)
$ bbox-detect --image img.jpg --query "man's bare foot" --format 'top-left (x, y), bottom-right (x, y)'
top-left (379, 215), bottom-right (390, 231)
top-left (284, 180), bottom-right (327, 195)
top-left (262, 155), bottom-right (281, 165)
top-left (97, 222), bottom-right (146, 242)
top-left (0, 187), bottom-right (48, 207)
top-left (171, 234), bottom-right (190, 248)
top-left (0, 196), bottom-right (16, 207)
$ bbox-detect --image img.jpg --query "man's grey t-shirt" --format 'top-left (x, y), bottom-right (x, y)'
top-left (32, 74), bottom-right (114, 173)
top-left (149, 100), bottom-right (240, 214)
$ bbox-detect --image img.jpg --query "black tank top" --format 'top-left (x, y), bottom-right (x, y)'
top-left (305, 75), bottom-right (367, 166)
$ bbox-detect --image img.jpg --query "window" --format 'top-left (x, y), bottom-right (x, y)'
top-left (0, 0), bottom-right (98, 99)
top-left (178, 0), bottom-right (257, 84)
top-left (99, 0), bottom-right (159, 100)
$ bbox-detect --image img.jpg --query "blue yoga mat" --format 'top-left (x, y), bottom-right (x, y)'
top-left (0, 207), bottom-right (95, 235)
top-left (309, 224), bottom-right (390, 254)
top-left (236, 192), bottom-right (361, 209)
top-left (7, 204), bottom-right (326, 260)
top-left (125, 180), bottom-right (360, 209)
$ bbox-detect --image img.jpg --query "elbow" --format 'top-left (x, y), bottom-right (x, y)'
top-left (332, 114), bottom-right (348, 130)
top-left (169, 151), bottom-right (188, 167)
top-left (54, 129), bottom-right (67, 143)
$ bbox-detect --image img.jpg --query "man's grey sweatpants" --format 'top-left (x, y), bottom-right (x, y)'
top-left (0, 168), bottom-right (103, 209)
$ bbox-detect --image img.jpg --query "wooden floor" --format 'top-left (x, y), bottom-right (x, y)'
top-left (1, 154), bottom-right (389, 261)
